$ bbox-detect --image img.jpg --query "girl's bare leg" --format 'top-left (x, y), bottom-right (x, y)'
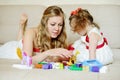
top-left (17, 13), bottom-right (28, 41)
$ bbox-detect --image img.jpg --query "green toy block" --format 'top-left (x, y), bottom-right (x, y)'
top-left (69, 64), bottom-right (83, 71)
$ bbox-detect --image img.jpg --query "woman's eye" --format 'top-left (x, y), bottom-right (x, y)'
top-left (51, 24), bottom-right (55, 26)
top-left (59, 24), bottom-right (63, 27)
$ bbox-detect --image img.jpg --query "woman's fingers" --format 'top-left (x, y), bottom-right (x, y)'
top-left (60, 51), bottom-right (73, 58)
top-left (48, 48), bottom-right (73, 58)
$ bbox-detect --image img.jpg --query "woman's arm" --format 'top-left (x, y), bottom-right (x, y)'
top-left (23, 29), bottom-right (72, 64)
top-left (22, 29), bottom-right (49, 64)
top-left (33, 48), bottom-right (73, 64)
top-left (23, 29), bottom-right (34, 56)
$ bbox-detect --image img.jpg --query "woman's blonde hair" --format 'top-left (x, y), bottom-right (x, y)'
top-left (36, 6), bottom-right (67, 52)
top-left (69, 8), bottom-right (99, 32)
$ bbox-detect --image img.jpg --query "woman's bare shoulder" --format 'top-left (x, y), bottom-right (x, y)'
top-left (25, 27), bottom-right (37, 38)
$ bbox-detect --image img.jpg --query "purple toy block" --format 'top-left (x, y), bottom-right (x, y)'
top-left (43, 64), bottom-right (52, 69)
top-left (91, 66), bottom-right (99, 72)
top-left (48, 63), bottom-right (52, 69)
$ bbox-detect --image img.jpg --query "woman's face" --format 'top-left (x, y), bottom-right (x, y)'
top-left (47, 16), bottom-right (63, 38)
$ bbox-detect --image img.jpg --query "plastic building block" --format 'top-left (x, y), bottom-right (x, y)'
top-left (75, 63), bottom-right (82, 67)
top-left (38, 62), bottom-right (48, 64)
top-left (69, 64), bottom-right (82, 71)
top-left (82, 60), bottom-right (103, 72)
top-left (82, 66), bottom-right (89, 71)
top-left (64, 66), bottom-right (70, 69)
top-left (59, 63), bottom-right (64, 69)
top-left (91, 66), bottom-right (99, 72)
top-left (21, 52), bottom-right (32, 67)
top-left (16, 47), bottom-right (22, 60)
top-left (52, 62), bottom-right (64, 69)
top-left (67, 50), bottom-right (80, 65)
top-left (35, 64), bottom-right (43, 69)
top-left (42, 64), bottom-right (52, 69)
top-left (36, 62), bottom-right (52, 69)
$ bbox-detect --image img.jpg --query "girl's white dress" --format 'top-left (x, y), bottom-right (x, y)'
top-left (0, 40), bottom-right (22, 59)
top-left (72, 27), bottom-right (113, 65)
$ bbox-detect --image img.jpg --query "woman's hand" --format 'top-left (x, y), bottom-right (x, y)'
top-left (46, 48), bottom-right (73, 59)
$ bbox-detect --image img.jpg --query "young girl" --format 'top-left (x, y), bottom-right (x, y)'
top-left (0, 6), bottom-right (73, 64)
top-left (69, 8), bottom-right (113, 65)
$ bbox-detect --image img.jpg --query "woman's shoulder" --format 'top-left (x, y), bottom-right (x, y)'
top-left (26, 27), bottom-right (37, 33)
top-left (24, 27), bottom-right (37, 38)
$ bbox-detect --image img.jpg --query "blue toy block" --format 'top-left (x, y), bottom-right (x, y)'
top-left (75, 63), bottom-right (82, 67)
top-left (82, 60), bottom-right (103, 72)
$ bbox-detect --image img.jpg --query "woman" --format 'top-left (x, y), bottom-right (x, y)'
top-left (22, 6), bottom-right (72, 64)
top-left (0, 6), bottom-right (72, 65)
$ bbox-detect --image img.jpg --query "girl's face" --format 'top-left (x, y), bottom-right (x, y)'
top-left (70, 19), bottom-right (87, 36)
top-left (47, 16), bottom-right (63, 38)
top-left (77, 28), bottom-right (87, 36)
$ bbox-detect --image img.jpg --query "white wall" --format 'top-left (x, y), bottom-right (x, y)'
top-left (0, 0), bottom-right (120, 5)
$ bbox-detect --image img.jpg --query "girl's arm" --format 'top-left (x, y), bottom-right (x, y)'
top-left (89, 32), bottom-right (100, 59)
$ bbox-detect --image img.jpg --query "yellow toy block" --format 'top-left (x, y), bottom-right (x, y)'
top-left (67, 50), bottom-right (80, 65)
top-left (16, 47), bottom-right (22, 60)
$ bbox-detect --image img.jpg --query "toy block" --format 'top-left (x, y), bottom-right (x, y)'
top-left (75, 63), bottom-right (82, 67)
top-left (59, 63), bottom-right (64, 69)
top-left (16, 47), bottom-right (22, 60)
top-left (67, 50), bottom-right (80, 66)
top-left (91, 66), bottom-right (99, 72)
top-left (42, 63), bottom-right (52, 69)
top-left (52, 62), bottom-right (63, 69)
top-left (35, 64), bottom-right (43, 69)
top-left (64, 66), bottom-right (70, 69)
top-left (21, 52), bottom-right (32, 67)
top-left (69, 64), bottom-right (82, 71)
top-left (82, 66), bottom-right (89, 71)
top-left (82, 60), bottom-right (103, 72)
top-left (38, 62), bottom-right (48, 64)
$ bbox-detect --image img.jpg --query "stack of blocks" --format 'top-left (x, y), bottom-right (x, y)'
top-left (35, 62), bottom-right (64, 69)
top-left (35, 60), bottom-right (103, 72)
top-left (20, 49), bottom-right (103, 72)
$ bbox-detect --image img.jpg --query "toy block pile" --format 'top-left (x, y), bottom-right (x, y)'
top-left (34, 60), bottom-right (103, 72)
